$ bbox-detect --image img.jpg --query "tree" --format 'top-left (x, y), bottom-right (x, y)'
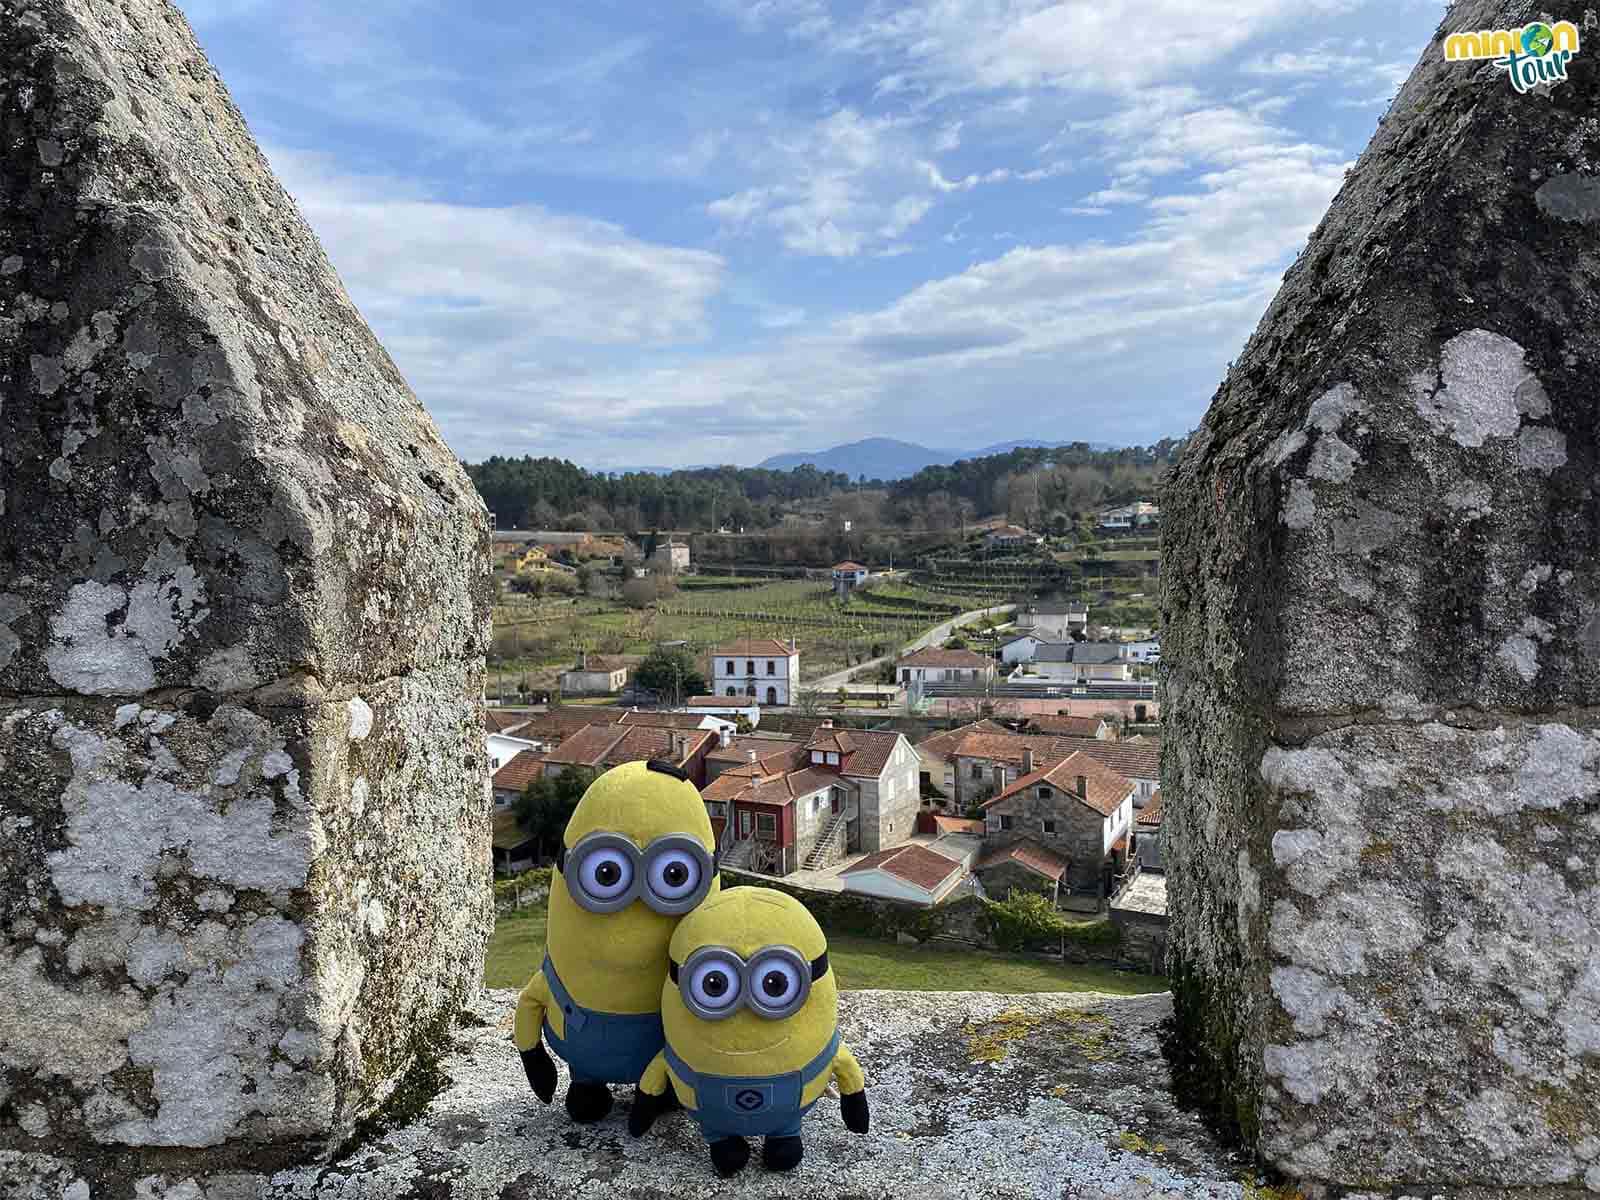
top-left (643, 529), bottom-right (661, 559)
top-left (635, 646), bottom-right (706, 701)
top-left (794, 689), bottom-right (823, 716)
top-left (621, 577), bottom-right (657, 608)
top-left (514, 767), bottom-right (594, 860)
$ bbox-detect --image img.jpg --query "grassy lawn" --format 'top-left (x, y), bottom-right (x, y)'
top-left (484, 906), bottom-right (1166, 996)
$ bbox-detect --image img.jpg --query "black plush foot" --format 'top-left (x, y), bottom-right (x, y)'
top-left (657, 1085), bottom-right (682, 1113)
top-left (762, 1135), bottom-right (804, 1172)
top-left (709, 1135), bottom-right (751, 1177)
top-left (565, 1081), bottom-right (613, 1124)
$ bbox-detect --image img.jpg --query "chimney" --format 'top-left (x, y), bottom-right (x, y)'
top-left (718, 726), bottom-right (731, 749)
top-left (673, 732), bottom-right (687, 761)
top-left (748, 748), bottom-right (758, 764)
top-left (790, 635), bottom-right (797, 652)
top-left (578, 649), bottom-right (587, 670)
top-left (1076, 774), bottom-right (1087, 799)
top-left (820, 719), bottom-right (833, 729)
top-left (1022, 748), bottom-right (1034, 775)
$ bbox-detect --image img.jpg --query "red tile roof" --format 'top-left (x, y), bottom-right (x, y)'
top-left (833, 561), bottom-right (867, 571)
top-left (842, 844), bottom-right (964, 893)
top-left (686, 695), bottom-right (752, 707)
top-left (897, 647), bottom-right (994, 669)
top-left (805, 727), bottom-right (903, 779)
top-left (982, 751), bottom-right (1134, 817)
top-left (619, 711), bottom-right (717, 731)
top-left (1027, 714), bottom-right (1107, 738)
top-left (702, 765), bottom-right (840, 805)
top-left (491, 749), bottom-right (546, 793)
top-left (513, 706), bottom-right (627, 744)
top-left (914, 719), bottom-right (1011, 759)
top-left (932, 815), bottom-right (987, 837)
top-left (706, 737), bottom-right (805, 768)
top-left (709, 638), bottom-right (798, 658)
top-left (543, 724), bottom-right (711, 769)
top-left (950, 730), bottom-right (1161, 783)
top-left (566, 656), bottom-right (630, 674)
top-left (1137, 791), bottom-right (1164, 827)
top-left (976, 839), bottom-right (1068, 882)
top-left (485, 710), bottom-right (534, 735)
top-left (1045, 736), bottom-right (1161, 782)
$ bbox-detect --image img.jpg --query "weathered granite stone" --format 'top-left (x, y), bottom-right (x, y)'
top-left (1161, 0), bottom-right (1600, 1193)
top-left (3, 989), bottom-right (1267, 1199)
top-left (0, 0), bottom-right (493, 1190)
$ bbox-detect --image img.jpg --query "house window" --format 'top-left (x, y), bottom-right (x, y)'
top-left (706, 801), bottom-right (727, 818)
top-left (726, 660), bottom-right (735, 674)
top-left (825, 752), bottom-right (839, 765)
top-left (746, 685), bottom-right (756, 697)
top-left (901, 669), bottom-right (910, 683)
top-left (812, 794), bottom-right (822, 813)
top-left (491, 757), bottom-right (499, 769)
top-left (766, 686), bottom-right (777, 705)
top-left (726, 686), bottom-right (737, 696)
top-left (1043, 820), bottom-right (1056, 834)
top-left (746, 660), bottom-right (755, 675)
top-left (970, 762), bottom-right (983, 780)
top-left (1039, 786), bottom-right (1052, 800)
top-left (767, 660), bottom-right (775, 675)
top-left (999, 815), bottom-right (1014, 831)
top-left (812, 751), bottom-right (825, 764)
top-left (756, 812), bottom-right (777, 837)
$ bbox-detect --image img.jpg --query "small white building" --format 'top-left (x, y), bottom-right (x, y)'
top-left (710, 637), bottom-right (800, 706)
top-left (485, 712), bottom-right (541, 773)
top-left (1122, 638), bottom-right (1160, 663)
top-left (651, 539), bottom-right (691, 573)
top-left (840, 842), bottom-right (969, 907)
top-left (832, 561), bottom-right (869, 599)
top-left (559, 652), bottom-right (629, 696)
top-left (1013, 602), bottom-right (1089, 640)
top-left (897, 646), bottom-right (996, 686)
top-left (1097, 501), bottom-right (1160, 530)
top-left (983, 524), bottom-right (1043, 550)
top-left (1025, 642), bottom-right (1133, 682)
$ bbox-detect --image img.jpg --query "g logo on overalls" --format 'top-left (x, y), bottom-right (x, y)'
top-left (558, 831), bottom-right (716, 916)
top-left (669, 944), bottom-right (829, 1021)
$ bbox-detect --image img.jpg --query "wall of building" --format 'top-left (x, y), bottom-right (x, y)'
top-left (976, 860), bottom-right (1058, 905)
top-left (986, 785), bottom-right (1107, 895)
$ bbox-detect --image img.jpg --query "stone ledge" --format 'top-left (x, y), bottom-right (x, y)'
top-left (6, 987), bottom-right (1259, 1199)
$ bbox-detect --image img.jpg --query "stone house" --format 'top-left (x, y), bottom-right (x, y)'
top-left (805, 725), bottom-right (920, 854)
top-left (650, 539), bottom-right (691, 573)
top-left (558, 652), bottom-right (629, 696)
top-left (912, 718), bottom-right (1010, 800)
top-left (539, 724), bottom-right (714, 788)
top-left (1135, 791), bottom-right (1163, 871)
top-left (974, 839), bottom-right (1069, 904)
top-left (980, 749), bottom-right (1136, 906)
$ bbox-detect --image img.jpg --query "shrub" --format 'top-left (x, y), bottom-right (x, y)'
top-left (493, 867), bottom-right (552, 900)
top-left (982, 892), bottom-right (1069, 952)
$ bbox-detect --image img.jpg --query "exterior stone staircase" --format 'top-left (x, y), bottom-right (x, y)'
top-left (719, 835), bottom-right (757, 871)
top-left (802, 809), bottom-right (850, 871)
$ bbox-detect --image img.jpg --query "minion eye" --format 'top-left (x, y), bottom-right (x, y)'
top-left (687, 957), bottom-right (742, 1015)
top-left (580, 848), bottom-right (633, 901)
top-left (748, 954), bottom-right (804, 1015)
top-left (647, 849), bottom-right (701, 902)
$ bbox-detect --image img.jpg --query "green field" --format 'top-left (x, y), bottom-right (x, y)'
top-left (484, 906), bottom-right (1166, 996)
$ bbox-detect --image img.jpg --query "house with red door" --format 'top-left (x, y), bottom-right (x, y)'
top-left (700, 721), bottom-right (919, 876)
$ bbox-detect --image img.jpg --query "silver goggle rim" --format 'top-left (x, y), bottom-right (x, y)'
top-left (675, 943), bottom-right (815, 1021)
top-left (560, 831), bottom-right (715, 916)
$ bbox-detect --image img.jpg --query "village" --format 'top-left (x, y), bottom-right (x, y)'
top-left (483, 501), bottom-right (1169, 979)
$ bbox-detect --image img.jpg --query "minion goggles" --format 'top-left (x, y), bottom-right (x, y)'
top-left (668, 944), bottom-right (830, 1021)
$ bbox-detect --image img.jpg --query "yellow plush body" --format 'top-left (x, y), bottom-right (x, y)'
top-left (512, 761), bottom-right (719, 1121)
top-left (633, 888), bottom-right (868, 1175)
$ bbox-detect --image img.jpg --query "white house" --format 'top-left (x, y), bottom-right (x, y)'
top-left (832, 561), bottom-right (869, 599)
top-left (485, 712), bottom-right (541, 774)
top-left (651, 539), bottom-right (691, 573)
top-left (710, 637), bottom-right (800, 706)
top-left (1097, 501), bottom-right (1160, 530)
top-left (897, 646), bottom-right (996, 686)
top-left (558, 652), bottom-right (629, 696)
top-left (1013, 602), bottom-right (1089, 640)
top-left (1122, 638), bottom-right (1160, 663)
top-left (1025, 642), bottom-right (1133, 682)
top-left (983, 524), bottom-right (1043, 550)
top-left (682, 695), bottom-right (761, 728)
top-left (840, 842), bottom-right (969, 906)
top-left (1000, 633), bottom-right (1058, 664)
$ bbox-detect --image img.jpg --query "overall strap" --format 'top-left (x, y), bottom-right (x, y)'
top-left (799, 1028), bottom-right (842, 1086)
top-left (541, 955), bottom-right (576, 1014)
top-left (663, 1042), bottom-right (699, 1091)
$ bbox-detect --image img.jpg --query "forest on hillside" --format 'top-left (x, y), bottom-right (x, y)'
top-left (464, 438), bottom-right (1186, 534)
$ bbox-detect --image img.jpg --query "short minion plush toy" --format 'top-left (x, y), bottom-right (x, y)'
top-left (629, 887), bottom-right (868, 1176)
top-left (513, 760), bottom-right (719, 1123)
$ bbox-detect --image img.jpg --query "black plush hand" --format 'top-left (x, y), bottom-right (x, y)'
top-left (841, 1089), bottom-right (869, 1134)
top-left (629, 1088), bottom-right (663, 1137)
top-left (521, 1042), bottom-right (556, 1103)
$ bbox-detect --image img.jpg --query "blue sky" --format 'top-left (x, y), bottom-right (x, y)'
top-left (177, 0), bottom-right (1447, 470)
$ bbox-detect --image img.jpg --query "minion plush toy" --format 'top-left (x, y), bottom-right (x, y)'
top-left (629, 887), bottom-right (869, 1176)
top-left (513, 760), bottom-right (719, 1123)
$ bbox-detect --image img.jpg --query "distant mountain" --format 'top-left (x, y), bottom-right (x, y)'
top-left (756, 437), bottom-right (1127, 480)
top-left (756, 438), bottom-right (955, 480)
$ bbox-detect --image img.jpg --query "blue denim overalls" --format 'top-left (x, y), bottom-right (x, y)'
top-left (541, 955), bottom-right (665, 1086)
top-left (664, 1029), bottom-right (840, 1141)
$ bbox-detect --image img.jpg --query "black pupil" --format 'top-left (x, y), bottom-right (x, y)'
top-left (663, 862), bottom-right (688, 887)
top-left (703, 971), bottom-right (729, 997)
top-left (595, 861), bottom-right (621, 887)
top-left (762, 971), bottom-right (788, 998)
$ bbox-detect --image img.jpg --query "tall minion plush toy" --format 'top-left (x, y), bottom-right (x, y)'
top-left (513, 760), bottom-right (719, 1123)
top-left (629, 887), bottom-right (869, 1176)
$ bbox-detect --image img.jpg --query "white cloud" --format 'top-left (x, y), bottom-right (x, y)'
top-left (1082, 187), bottom-right (1148, 205)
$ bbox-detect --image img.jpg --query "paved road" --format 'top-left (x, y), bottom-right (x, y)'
top-left (807, 603), bottom-right (1015, 692)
